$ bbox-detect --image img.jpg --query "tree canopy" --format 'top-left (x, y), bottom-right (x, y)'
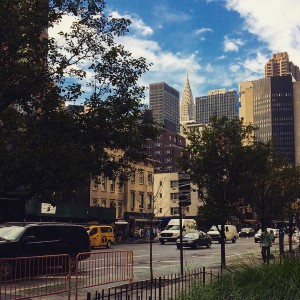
top-left (0, 0), bottom-right (160, 203)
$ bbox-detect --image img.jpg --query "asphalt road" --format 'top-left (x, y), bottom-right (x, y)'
top-left (95, 235), bottom-right (296, 282)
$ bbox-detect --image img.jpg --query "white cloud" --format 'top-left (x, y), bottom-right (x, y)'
top-left (223, 35), bottom-right (244, 52)
top-left (216, 55), bottom-right (226, 60)
top-left (195, 27), bottom-right (213, 35)
top-left (110, 11), bottom-right (153, 36)
top-left (205, 64), bottom-right (214, 72)
top-left (229, 64), bottom-right (241, 72)
top-left (225, 0), bottom-right (300, 64)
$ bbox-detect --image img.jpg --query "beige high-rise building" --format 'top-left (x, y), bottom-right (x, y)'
top-left (264, 52), bottom-right (300, 81)
top-left (239, 81), bottom-right (254, 125)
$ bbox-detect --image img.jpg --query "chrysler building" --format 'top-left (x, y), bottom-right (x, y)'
top-left (180, 74), bottom-right (195, 123)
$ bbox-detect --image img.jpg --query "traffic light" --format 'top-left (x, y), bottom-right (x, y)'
top-left (178, 173), bottom-right (191, 206)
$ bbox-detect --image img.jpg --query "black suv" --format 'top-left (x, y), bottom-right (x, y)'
top-left (0, 222), bottom-right (91, 279)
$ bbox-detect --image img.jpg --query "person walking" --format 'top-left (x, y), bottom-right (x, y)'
top-left (260, 227), bottom-right (272, 264)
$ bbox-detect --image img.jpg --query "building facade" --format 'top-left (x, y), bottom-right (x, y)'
top-left (146, 129), bottom-right (186, 173)
top-left (240, 75), bottom-right (295, 164)
top-left (149, 82), bottom-right (180, 133)
top-left (265, 52), bottom-right (300, 81)
top-left (195, 88), bottom-right (239, 125)
top-left (153, 172), bottom-right (202, 219)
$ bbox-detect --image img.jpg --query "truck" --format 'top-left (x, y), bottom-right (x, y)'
top-left (159, 219), bottom-right (197, 244)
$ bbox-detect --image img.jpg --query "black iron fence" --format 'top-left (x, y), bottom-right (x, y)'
top-left (86, 267), bottom-right (220, 300)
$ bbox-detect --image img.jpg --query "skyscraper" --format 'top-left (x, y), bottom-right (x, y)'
top-left (265, 52), bottom-right (300, 81)
top-left (195, 88), bottom-right (239, 124)
top-left (149, 82), bottom-right (180, 133)
top-left (240, 75), bottom-right (295, 164)
top-left (180, 74), bottom-right (195, 123)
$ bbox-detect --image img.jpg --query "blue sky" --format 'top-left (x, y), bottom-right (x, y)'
top-left (51, 0), bottom-right (300, 105)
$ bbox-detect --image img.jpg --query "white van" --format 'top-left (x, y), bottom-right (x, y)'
top-left (207, 225), bottom-right (238, 243)
top-left (159, 219), bottom-right (197, 244)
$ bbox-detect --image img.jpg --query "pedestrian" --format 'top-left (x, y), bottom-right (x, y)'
top-left (260, 227), bottom-right (272, 264)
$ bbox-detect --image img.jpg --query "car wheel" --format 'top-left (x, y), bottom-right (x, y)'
top-left (232, 237), bottom-right (237, 243)
top-left (0, 261), bottom-right (13, 281)
top-left (207, 242), bottom-right (211, 248)
top-left (106, 240), bottom-right (112, 249)
top-left (176, 245), bottom-right (181, 249)
top-left (195, 243), bottom-right (200, 249)
top-left (160, 241), bottom-right (165, 245)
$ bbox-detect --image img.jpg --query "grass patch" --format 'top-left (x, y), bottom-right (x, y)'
top-left (177, 257), bottom-right (300, 300)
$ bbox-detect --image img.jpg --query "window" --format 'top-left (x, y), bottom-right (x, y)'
top-left (130, 192), bottom-right (135, 208)
top-left (110, 200), bottom-right (116, 208)
top-left (147, 173), bottom-right (153, 185)
top-left (110, 180), bottom-right (115, 192)
top-left (147, 194), bottom-right (152, 209)
top-left (159, 208), bottom-right (162, 213)
top-left (130, 171), bottom-right (135, 183)
top-left (117, 201), bottom-right (122, 219)
top-left (170, 193), bottom-right (178, 200)
top-left (171, 207), bottom-right (179, 215)
top-left (92, 198), bottom-right (98, 206)
top-left (101, 175), bottom-right (107, 191)
top-left (117, 180), bottom-right (123, 193)
top-left (154, 150), bottom-right (162, 155)
top-left (139, 171), bottom-right (144, 184)
top-left (101, 199), bottom-right (107, 207)
top-left (139, 193), bottom-right (144, 208)
top-left (92, 180), bottom-right (98, 191)
top-left (170, 180), bottom-right (178, 188)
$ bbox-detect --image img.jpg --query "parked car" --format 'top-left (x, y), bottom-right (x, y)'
top-left (239, 228), bottom-right (255, 237)
top-left (176, 231), bottom-right (212, 249)
top-left (85, 225), bottom-right (115, 249)
top-left (254, 228), bottom-right (276, 243)
top-left (0, 222), bottom-right (91, 280)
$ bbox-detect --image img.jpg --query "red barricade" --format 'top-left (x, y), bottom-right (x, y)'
top-left (0, 254), bottom-right (71, 300)
top-left (75, 250), bottom-right (134, 299)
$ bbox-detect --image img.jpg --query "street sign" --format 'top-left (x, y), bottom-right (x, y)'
top-left (178, 173), bottom-right (191, 206)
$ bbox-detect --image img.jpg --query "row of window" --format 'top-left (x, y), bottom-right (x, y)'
top-left (130, 192), bottom-right (153, 210)
top-left (93, 172), bottom-right (153, 192)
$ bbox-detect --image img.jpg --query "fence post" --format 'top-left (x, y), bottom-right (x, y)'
top-left (203, 267), bottom-right (206, 286)
top-left (159, 277), bottom-right (162, 300)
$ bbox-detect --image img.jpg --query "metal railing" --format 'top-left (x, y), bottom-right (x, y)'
top-left (0, 251), bottom-right (134, 300)
top-left (86, 267), bottom-right (220, 300)
top-left (76, 250), bottom-right (134, 299)
top-left (0, 254), bottom-right (71, 300)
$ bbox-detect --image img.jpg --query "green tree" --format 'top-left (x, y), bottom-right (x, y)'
top-left (178, 116), bottom-right (256, 267)
top-left (0, 0), bottom-right (161, 204)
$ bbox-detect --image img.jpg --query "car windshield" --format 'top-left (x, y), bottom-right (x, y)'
top-left (0, 226), bottom-right (26, 241)
top-left (165, 225), bottom-right (180, 230)
top-left (184, 232), bottom-right (200, 239)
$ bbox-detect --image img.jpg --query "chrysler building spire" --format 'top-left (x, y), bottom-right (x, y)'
top-left (180, 74), bottom-right (195, 122)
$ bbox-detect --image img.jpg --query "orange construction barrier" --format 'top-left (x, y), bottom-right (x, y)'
top-left (75, 250), bottom-right (133, 299)
top-left (0, 254), bottom-right (71, 300)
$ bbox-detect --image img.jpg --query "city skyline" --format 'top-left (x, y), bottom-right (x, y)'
top-left (50, 0), bottom-right (300, 105)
